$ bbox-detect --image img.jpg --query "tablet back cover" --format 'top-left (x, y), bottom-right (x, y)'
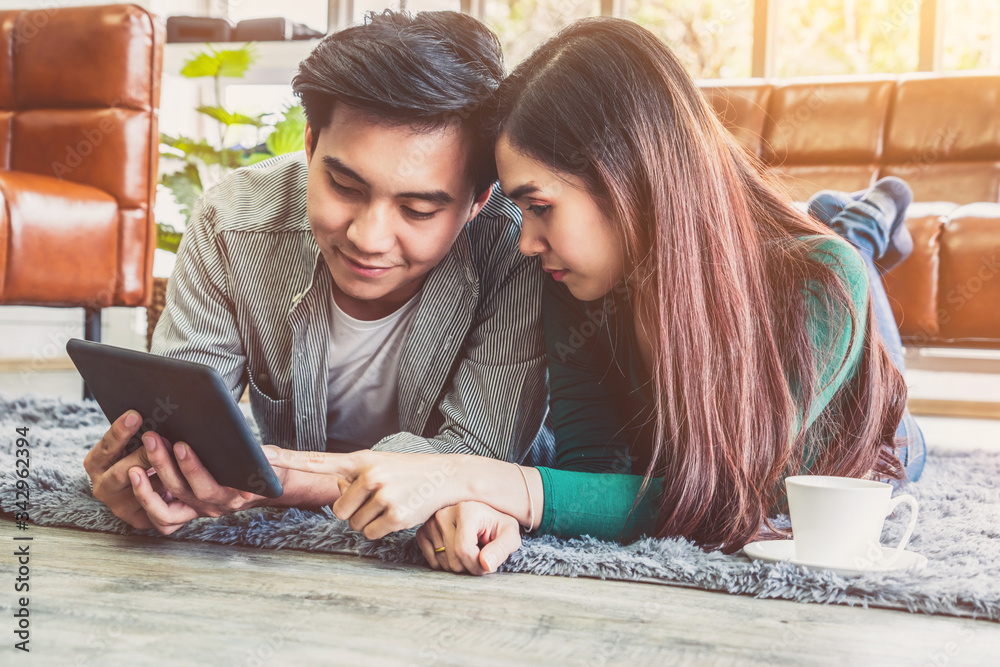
top-left (67, 339), bottom-right (283, 497)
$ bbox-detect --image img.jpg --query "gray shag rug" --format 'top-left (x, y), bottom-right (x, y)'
top-left (1, 393), bottom-right (998, 622)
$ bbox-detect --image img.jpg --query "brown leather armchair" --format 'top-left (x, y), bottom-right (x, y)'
top-left (0, 4), bottom-right (163, 378)
top-left (701, 73), bottom-right (1000, 349)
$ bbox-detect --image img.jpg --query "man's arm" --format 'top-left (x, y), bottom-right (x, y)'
top-left (86, 196), bottom-right (251, 532)
top-left (151, 197), bottom-right (248, 402)
top-left (371, 223), bottom-right (548, 464)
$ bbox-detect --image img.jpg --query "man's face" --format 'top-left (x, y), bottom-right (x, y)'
top-left (304, 105), bottom-right (491, 319)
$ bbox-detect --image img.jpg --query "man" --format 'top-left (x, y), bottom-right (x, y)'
top-left (83, 11), bottom-right (549, 534)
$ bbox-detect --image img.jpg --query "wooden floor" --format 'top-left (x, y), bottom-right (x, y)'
top-left (1, 522), bottom-right (996, 666)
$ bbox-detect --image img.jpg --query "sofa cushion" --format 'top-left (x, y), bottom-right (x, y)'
top-left (882, 203), bottom-right (957, 343)
top-left (762, 77), bottom-right (895, 166)
top-left (768, 164), bottom-right (877, 203)
top-left (881, 160), bottom-right (1000, 206)
top-left (883, 74), bottom-right (1000, 204)
top-left (0, 170), bottom-right (119, 306)
top-left (936, 203), bottom-right (1000, 345)
top-left (699, 82), bottom-right (772, 158)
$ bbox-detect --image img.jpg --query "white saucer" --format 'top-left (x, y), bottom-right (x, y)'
top-left (742, 539), bottom-right (928, 576)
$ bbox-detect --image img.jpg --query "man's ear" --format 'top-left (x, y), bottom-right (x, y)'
top-left (304, 123), bottom-right (314, 163)
top-left (466, 182), bottom-right (494, 223)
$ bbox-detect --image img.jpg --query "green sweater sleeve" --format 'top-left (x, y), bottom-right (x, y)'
top-left (536, 467), bottom-right (662, 542)
top-left (537, 236), bottom-right (870, 542)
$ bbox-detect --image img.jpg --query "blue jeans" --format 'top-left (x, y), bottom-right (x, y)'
top-left (821, 211), bottom-right (927, 483)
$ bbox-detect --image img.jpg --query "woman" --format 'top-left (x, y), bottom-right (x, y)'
top-left (263, 17), bottom-right (925, 574)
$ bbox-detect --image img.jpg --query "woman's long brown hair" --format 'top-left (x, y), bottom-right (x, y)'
top-left (494, 18), bottom-right (907, 553)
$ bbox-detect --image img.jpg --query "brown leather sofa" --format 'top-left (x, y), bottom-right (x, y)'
top-left (701, 73), bottom-right (1000, 349)
top-left (0, 4), bottom-right (163, 349)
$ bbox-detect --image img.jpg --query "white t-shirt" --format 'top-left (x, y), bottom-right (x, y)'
top-left (325, 290), bottom-right (421, 452)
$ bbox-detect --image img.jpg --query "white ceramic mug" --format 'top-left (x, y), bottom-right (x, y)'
top-left (785, 475), bottom-right (919, 569)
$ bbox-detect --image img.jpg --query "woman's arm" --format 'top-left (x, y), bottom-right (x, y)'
top-left (417, 469), bottom-right (662, 575)
top-left (262, 447), bottom-right (544, 536)
top-left (264, 444), bottom-right (666, 545)
top-left (534, 467), bottom-right (661, 542)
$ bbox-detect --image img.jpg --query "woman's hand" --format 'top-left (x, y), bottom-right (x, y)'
top-left (416, 501), bottom-right (522, 575)
top-left (263, 446), bottom-right (465, 539)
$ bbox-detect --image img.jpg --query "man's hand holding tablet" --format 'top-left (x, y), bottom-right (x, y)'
top-left (84, 409), bottom-right (159, 531)
top-left (84, 411), bottom-right (347, 534)
top-left (71, 339), bottom-right (344, 533)
top-left (84, 409), bottom-right (282, 533)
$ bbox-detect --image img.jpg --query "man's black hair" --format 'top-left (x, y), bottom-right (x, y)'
top-left (292, 10), bottom-right (504, 198)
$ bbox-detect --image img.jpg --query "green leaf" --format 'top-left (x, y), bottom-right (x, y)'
top-left (156, 222), bottom-right (184, 254)
top-left (196, 106), bottom-right (266, 128)
top-left (265, 104), bottom-right (306, 156)
top-left (160, 133), bottom-right (224, 166)
top-left (159, 163), bottom-right (203, 219)
top-left (180, 44), bottom-right (258, 79)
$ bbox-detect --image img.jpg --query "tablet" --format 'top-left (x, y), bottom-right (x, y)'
top-left (66, 338), bottom-right (283, 498)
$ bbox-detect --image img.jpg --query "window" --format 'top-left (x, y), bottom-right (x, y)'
top-left (406, 0), bottom-right (463, 11)
top-left (483, 0), bottom-right (601, 67)
top-left (943, 0), bottom-right (1000, 69)
top-left (353, 1), bottom-right (399, 24)
top-left (776, 0), bottom-right (919, 76)
top-left (628, 0), bottom-right (753, 78)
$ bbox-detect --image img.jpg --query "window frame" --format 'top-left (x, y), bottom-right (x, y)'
top-left (201, 0), bottom-right (947, 76)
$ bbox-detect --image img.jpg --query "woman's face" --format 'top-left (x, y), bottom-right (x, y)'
top-left (496, 134), bottom-right (625, 302)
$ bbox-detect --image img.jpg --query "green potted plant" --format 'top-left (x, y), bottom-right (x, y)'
top-left (148, 44), bottom-right (306, 349)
